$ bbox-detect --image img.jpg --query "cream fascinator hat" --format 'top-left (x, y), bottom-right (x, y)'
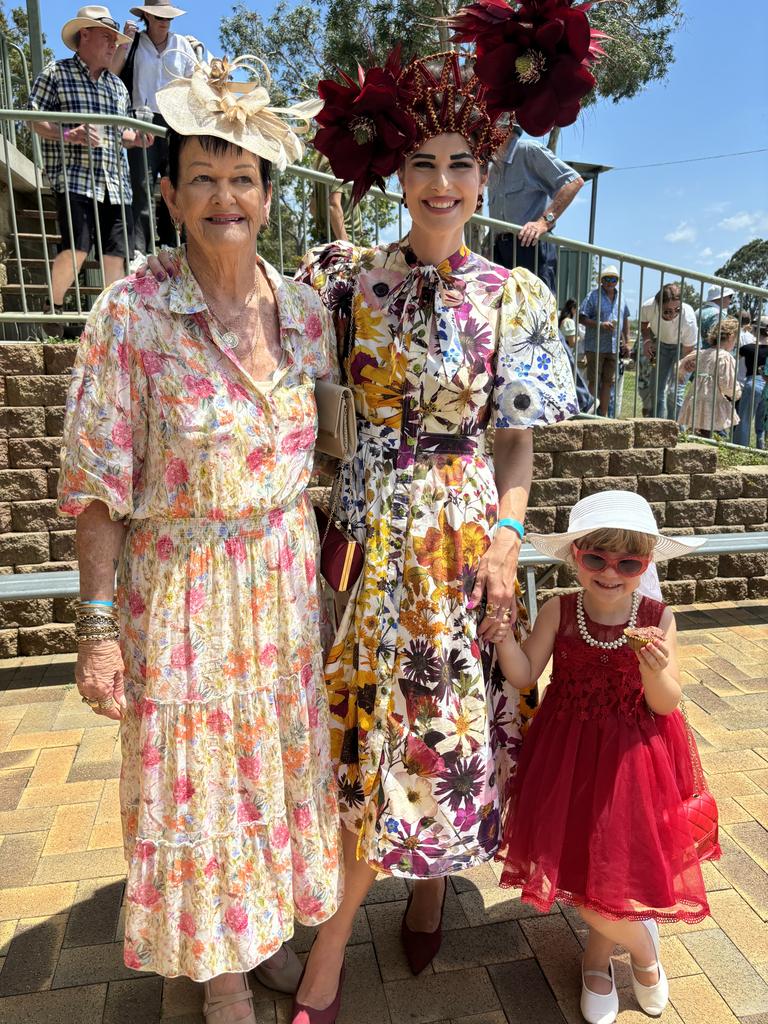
top-left (528, 491), bottom-right (704, 563)
top-left (155, 55), bottom-right (322, 172)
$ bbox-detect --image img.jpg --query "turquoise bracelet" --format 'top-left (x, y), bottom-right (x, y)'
top-left (80, 599), bottom-right (114, 607)
top-left (498, 518), bottom-right (524, 540)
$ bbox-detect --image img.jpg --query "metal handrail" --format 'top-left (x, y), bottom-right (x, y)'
top-left (1, 107), bottom-right (766, 444)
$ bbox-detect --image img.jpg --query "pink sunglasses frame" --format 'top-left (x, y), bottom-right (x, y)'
top-left (572, 547), bottom-right (651, 578)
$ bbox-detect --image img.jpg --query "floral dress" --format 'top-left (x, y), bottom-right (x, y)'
top-left (297, 238), bottom-right (577, 877)
top-left (58, 250), bottom-right (341, 981)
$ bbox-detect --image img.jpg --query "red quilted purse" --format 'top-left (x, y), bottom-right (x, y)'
top-left (680, 702), bottom-right (720, 861)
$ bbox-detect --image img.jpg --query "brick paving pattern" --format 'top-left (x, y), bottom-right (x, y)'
top-left (0, 600), bottom-right (766, 1023)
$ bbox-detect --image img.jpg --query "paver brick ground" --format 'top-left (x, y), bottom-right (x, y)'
top-left (0, 602), bottom-right (766, 1023)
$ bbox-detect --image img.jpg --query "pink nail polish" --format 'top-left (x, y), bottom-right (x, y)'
top-left (467, 599), bottom-right (476, 610)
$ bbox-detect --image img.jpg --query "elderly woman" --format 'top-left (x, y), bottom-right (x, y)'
top-left (57, 58), bottom-right (340, 1024)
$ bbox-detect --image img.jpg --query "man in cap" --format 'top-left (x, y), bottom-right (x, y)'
top-left (28, 5), bottom-right (152, 329)
top-left (698, 285), bottom-right (735, 348)
top-left (579, 265), bottom-right (630, 416)
top-left (111, 0), bottom-right (198, 255)
top-left (489, 126), bottom-right (584, 294)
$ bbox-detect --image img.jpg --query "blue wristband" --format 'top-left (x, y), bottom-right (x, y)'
top-left (80, 599), bottom-right (114, 607)
top-left (498, 518), bottom-right (524, 540)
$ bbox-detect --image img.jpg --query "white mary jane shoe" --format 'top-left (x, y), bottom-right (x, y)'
top-left (631, 919), bottom-right (669, 1017)
top-left (581, 959), bottom-right (619, 1024)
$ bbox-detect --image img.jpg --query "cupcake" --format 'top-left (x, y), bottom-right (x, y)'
top-left (623, 625), bottom-right (665, 652)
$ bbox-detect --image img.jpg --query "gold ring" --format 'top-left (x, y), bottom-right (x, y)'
top-left (486, 603), bottom-right (497, 617)
top-left (81, 696), bottom-right (100, 707)
top-left (502, 609), bottom-right (513, 623)
top-left (97, 697), bottom-right (115, 709)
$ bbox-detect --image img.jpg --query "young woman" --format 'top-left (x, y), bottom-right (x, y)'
top-left (291, 6), bottom-right (600, 1016)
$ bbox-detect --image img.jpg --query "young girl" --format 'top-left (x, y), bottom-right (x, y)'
top-left (494, 491), bottom-right (716, 1024)
top-left (678, 315), bottom-right (742, 437)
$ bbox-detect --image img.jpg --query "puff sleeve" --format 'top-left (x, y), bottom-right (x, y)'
top-left (58, 281), bottom-right (148, 520)
top-left (493, 268), bottom-right (578, 428)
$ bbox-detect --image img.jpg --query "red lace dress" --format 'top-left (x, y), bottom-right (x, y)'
top-left (496, 593), bottom-right (712, 923)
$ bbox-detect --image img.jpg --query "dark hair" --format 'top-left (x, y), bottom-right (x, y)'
top-left (166, 129), bottom-right (272, 191)
top-left (559, 298), bottom-right (577, 325)
top-left (655, 282), bottom-right (681, 305)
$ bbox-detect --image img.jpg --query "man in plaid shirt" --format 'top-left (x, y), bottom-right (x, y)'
top-left (29, 5), bottom-right (153, 325)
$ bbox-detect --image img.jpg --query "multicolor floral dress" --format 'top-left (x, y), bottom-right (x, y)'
top-left (58, 250), bottom-right (341, 981)
top-left (297, 238), bottom-right (577, 877)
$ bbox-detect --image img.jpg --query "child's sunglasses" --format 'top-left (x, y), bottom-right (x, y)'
top-left (573, 548), bottom-right (651, 578)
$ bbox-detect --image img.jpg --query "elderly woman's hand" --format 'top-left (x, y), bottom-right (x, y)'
top-left (135, 249), bottom-right (181, 284)
top-left (470, 531), bottom-right (521, 643)
top-left (76, 640), bottom-right (126, 721)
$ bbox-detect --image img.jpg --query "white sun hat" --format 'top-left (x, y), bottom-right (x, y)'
top-left (705, 285), bottom-right (735, 302)
top-left (527, 490), bottom-right (704, 563)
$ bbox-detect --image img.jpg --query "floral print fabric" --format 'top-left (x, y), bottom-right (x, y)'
top-left (58, 249), bottom-right (341, 981)
top-left (297, 238), bottom-right (577, 877)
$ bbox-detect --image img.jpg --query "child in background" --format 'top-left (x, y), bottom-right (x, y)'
top-left (677, 316), bottom-right (742, 437)
top-left (494, 492), bottom-right (716, 1024)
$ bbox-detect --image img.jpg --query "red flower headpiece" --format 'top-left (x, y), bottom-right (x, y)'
top-left (313, 48), bottom-right (417, 204)
top-left (312, 0), bottom-right (602, 202)
top-left (447, 0), bottom-right (605, 137)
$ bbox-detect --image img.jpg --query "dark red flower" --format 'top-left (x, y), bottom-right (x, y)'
top-left (449, 0), bottom-right (604, 136)
top-left (313, 50), bottom-right (417, 203)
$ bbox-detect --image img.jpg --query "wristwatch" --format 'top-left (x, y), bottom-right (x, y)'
top-left (543, 212), bottom-right (556, 228)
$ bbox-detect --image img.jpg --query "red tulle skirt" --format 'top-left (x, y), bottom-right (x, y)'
top-left (497, 703), bottom-right (713, 924)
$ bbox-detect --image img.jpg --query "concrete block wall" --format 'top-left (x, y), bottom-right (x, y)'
top-left (528, 418), bottom-right (768, 606)
top-left (0, 342), bottom-right (78, 657)
top-left (0, 343), bottom-right (767, 656)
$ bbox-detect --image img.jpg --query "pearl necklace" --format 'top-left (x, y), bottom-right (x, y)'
top-left (576, 590), bottom-right (640, 650)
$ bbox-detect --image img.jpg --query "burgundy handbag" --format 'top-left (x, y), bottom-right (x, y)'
top-left (679, 702), bottom-right (720, 861)
top-left (314, 502), bottom-right (364, 593)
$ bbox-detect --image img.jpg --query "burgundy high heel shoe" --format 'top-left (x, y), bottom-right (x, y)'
top-left (290, 954), bottom-right (345, 1024)
top-left (400, 877), bottom-right (448, 975)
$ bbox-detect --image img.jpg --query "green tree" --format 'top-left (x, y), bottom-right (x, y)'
top-left (0, 3), bottom-right (54, 155)
top-left (715, 239), bottom-right (768, 320)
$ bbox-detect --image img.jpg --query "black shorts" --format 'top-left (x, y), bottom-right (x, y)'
top-left (54, 191), bottom-right (133, 259)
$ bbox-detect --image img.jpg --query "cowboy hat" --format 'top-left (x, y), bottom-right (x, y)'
top-left (599, 265), bottom-right (620, 279)
top-left (62, 5), bottom-right (131, 49)
top-left (527, 491), bottom-right (704, 563)
top-left (129, 0), bottom-right (186, 19)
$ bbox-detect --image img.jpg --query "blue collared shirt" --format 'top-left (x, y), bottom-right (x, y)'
top-left (580, 286), bottom-right (630, 353)
top-left (489, 136), bottom-right (580, 226)
top-left (29, 54), bottom-right (132, 203)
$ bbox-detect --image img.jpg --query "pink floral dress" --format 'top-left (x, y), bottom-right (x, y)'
top-left (58, 250), bottom-right (341, 981)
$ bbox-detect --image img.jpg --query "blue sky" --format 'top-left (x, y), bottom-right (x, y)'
top-left (43, 0), bottom-right (766, 306)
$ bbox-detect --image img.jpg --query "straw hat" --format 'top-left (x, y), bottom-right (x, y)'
top-left (61, 5), bottom-right (131, 49)
top-left (155, 55), bottom-right (322, 171)
top-left (129, 0), bottom-right (186, 20)
top-left (599, 265), bottom-right (620, 280)
top-left (527, 491), bottom-right (704, 563)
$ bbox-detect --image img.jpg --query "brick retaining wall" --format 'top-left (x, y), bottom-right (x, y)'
top-left (0, 342), bottom-right (767, 656)
top-left (0, 342), bottom-right (77, 657)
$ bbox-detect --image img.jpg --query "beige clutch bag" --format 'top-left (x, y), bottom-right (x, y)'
top-left (315, 379), bottom-right (357, 462)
